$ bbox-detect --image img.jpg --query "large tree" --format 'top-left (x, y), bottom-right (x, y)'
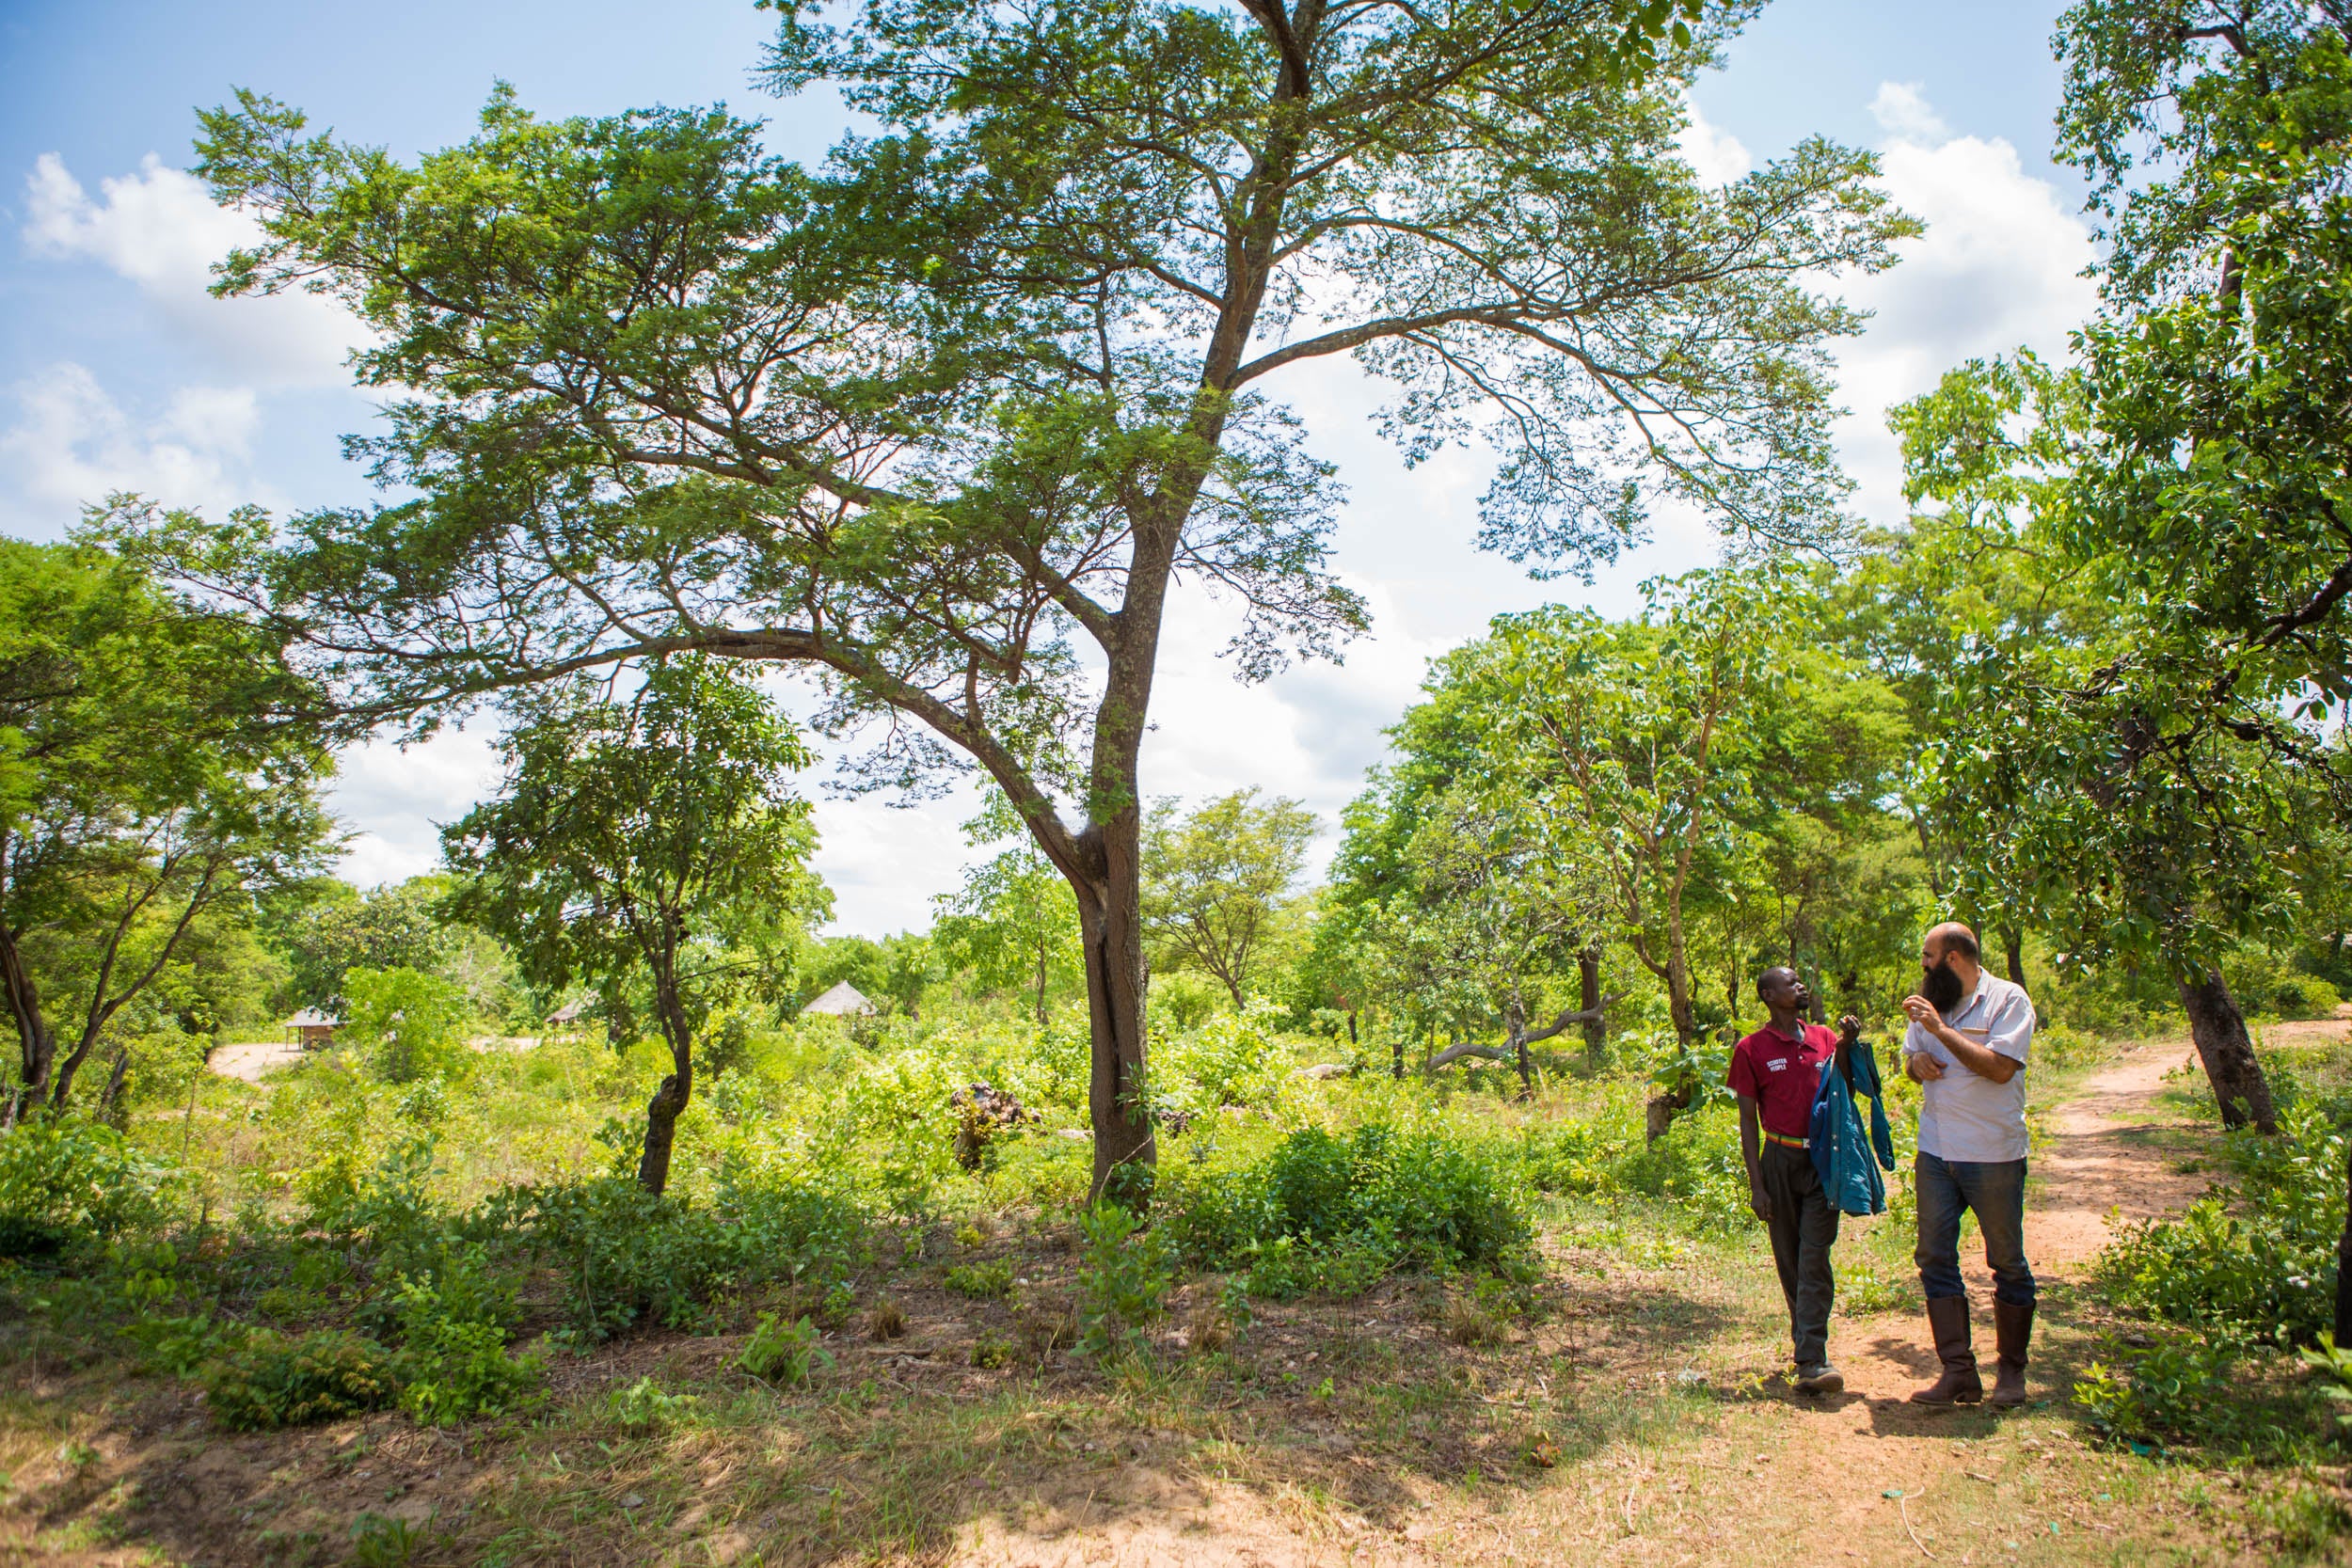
top-left (1142, 787), bottom-right (1316, 1007)
top-left (179, 0), bottom-right (1913, 1199)
top-left (443, 657), bottom-right (827, 1195)
top-left (0, 531), bottom-right (336, 1117)
top-left (935, 796), bottom-right (1084, 1026)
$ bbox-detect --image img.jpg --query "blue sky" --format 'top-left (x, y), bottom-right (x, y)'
top-left (0, 0), bottom-right (2100, 934)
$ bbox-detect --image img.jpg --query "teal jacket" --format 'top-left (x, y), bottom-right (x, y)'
top-left (1809, 1038), bottom-right (1897, 1216)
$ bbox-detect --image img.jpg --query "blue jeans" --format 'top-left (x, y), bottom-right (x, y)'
top-left (1915, 1152), bottom-right (2035, 1307)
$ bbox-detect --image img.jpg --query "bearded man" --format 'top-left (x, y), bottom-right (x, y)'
top-left (1901, 921), bottom-right (2037, 1408)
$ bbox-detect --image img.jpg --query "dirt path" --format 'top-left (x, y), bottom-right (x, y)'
top-left (205, 1039), bottom-right (307, 1082)
top-left (2024, 1040), bottom-right (2214, 1270)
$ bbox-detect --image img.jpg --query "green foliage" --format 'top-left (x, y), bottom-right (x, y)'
top-left (1159, 1121), bottom-right (1530, 1294)
top-left (1158, 1004), bottom-right (1289, 1114)
top-left (482, 1174), bottom-right (866, 1341)
top-left (2074, 1339), bottom-right (2241, 1446)
top-left (342, 966), bottom-right (470, 1085)
top-left (2297, 1334), bottom-right (2352, 1433)
top-left (1143, 789), bottom-right (1317, 1007)
top-left (604, 1376), bottom-right (699, 1434)
top-left (0, 526), bottom-right (337, 1111)
top-left (0, 1117), bottom-right (177, 1255)
top-left (2091, 1102), bottom-right (2345, 1346)
top-left (1073, 1205), bottom-right (1170, 1359)
top-left (739, 1311), bottom-right (833, 1387)
top-left (1621, 1106), bottom-right (1748, 1225)
top-left (347, 1513), bottom-right (426, 1568)
top-left (944, 1259), bottom-right (1013, 1299)
top-left (389, 1259), bottom-right (544, 1426)
top-left (205, 1330), bottom-right (402, 1431)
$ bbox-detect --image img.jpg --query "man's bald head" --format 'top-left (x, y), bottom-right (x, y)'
top-left (1924, 923), bottom-right (1980, 966)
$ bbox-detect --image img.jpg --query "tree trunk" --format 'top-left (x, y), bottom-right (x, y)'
top-left (1580, 946), bottom-right (1606, 1067)
top-left (0, 924), bottom-right (56, 1118)
top-left (638, 961), bottom-right (696, 1196)
top-left (1391, 1030), bottom-right (1405, 1081)
top-left (1034, 938), bottom-right (1049, 1028)
top-left (2176, 968), bottom-right (2278, 1133)
top-left (638, 1071), bottom-right (688, 1196)
top-left (2337, 1140), bottom-right (2352, 1347)
top-left (1506, 990), bottom-right (1533, 1100)
top-left (96, 1043), bottom-right (132, 1131)
top-left (1073, 822), bottom-right (1155, 1208)
top-left (2002, 928), bottom-right (2026, 990)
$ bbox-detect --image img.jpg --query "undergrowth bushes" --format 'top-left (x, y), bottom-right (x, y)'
top-left (2092, 1101), bottom-right (2345, 1347)
top-left (2080, 1099), bottom-right (2348, 1455)
top-left (1159, 1120), bottom-right (1530, 1296)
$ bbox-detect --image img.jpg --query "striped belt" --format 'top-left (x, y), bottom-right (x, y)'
top-left (1764, 1130), bottom-right (1809, 1149)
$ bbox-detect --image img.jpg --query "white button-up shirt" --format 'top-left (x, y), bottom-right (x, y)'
top-left (1902, 970), bottom-right (2034, 1163)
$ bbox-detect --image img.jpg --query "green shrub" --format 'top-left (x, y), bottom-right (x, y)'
top-left (945, 1259), bottom-right (1013, 1298)
top-left (1074, 1204), bottom-right (1170, 1358)
top-left (1160, 1121), bottom-right (1530, 1294)
top-left (1160, 1003), bottom-right (1288, 1112)
top-left (603, 1375), bottom-right (698, 1433)
top-left (206, 1330), bottom-right (402, 1431)
top-left (739, 1311), bottom-right (832, 1386)
top-left (481, 1173), bottom-right (866, 1340)
top-left (1614, 1105), bottom-right (1752, 1233)
top-left (342, 966), bottom-right (471, 1085)
top-left (0, 1117), bottom-right (178, 1255)
top-left (390, 1263), bottom-right (544, 1426)
top-left (2091, 1103), bottom-right (2344, 1345)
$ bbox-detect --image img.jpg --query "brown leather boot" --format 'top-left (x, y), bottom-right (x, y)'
top-left (1909, 1294), bottom-right (1982, 1405)
top-left (1990, 1300), bottom-right (2033, 1407)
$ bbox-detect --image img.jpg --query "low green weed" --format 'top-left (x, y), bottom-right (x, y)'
top-left (739, 1311), bottom-right (832, 1386)
top-left (205, 1330), bottom-right (402, 1431)
top-left (945, 1259), bottom-right (1013, 1298)
top-left (1074, 1204), bottom-right (1170, 1359)
top-left (1159, 1120), bottom-right (1530, 1293)
top-left (0, 1117), bottom-right (178, 1255)
top-left (390, 1271), bottom-right (545, 1426)
top-left (603, 1376), bottom-right (698, 1433)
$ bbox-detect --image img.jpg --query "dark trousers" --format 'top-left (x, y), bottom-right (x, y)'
top-left (1915, 1151), bottom-right (2036, 1307)
top-left (1759, 1142), bottom-right (1839, 1367)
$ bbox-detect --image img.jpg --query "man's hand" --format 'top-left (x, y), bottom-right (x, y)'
top-left (1750, 1180), bottom-right (1772, 1223)
top-left (1907, 1052), bottom-right (1946, 1084)
top-left (1838, 1013), bottom-right (1862, 1043)
top-left (1901, 993), bottom-right (1940, 1027)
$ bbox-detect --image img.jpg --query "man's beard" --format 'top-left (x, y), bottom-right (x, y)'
top-left (1923, 960), bottom-right (1965, 1014)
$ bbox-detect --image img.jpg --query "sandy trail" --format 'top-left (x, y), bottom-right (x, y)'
top-left (2024, 1041), bottom-right (2215, 1270)
top-left (206, 1038), bottom-right (307, 1082)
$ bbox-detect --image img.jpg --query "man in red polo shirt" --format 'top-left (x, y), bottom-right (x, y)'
top-left (1729, 966), bottom-right (1860, 1394)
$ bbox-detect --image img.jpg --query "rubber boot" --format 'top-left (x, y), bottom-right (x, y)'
top-left (1990, 1300), bottom-right (2033, 1408)
top-left (1909, 1294), bottom-right (1982, 1405)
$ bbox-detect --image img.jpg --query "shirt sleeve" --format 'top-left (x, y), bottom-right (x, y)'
top-left (1727, 1039), bottom-right (1760, 1100)
top-left (1985, 987), bottom-right (2034, 1064)
top-left (1901, 1018), bottom-right (1931, 1056)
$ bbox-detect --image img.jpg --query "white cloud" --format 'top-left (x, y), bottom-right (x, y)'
top-left (1827, 90), bottom-right (2099, 528)
top-left (326, 728), bottom-right (506, 889)
top-left (1869, 81), bottom-right (1951, 148)
top-left (21, 153), bottom-right (366, 387)
top-left (1677, 99), bottom-right (1755, 188)
top-left (0, 362), bottom-right (272, 531)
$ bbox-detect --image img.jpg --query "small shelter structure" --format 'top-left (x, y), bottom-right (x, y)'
top-left (285, 1008), bottom-right (339, 1050)
top-left (801, 981), bottom-right (878, 1019)
top-left (547, 1001), bottom-right (586, 1027)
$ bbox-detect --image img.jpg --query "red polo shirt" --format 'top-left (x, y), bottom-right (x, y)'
top-left (1727, 1022), bottom-right (1836, 1138)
